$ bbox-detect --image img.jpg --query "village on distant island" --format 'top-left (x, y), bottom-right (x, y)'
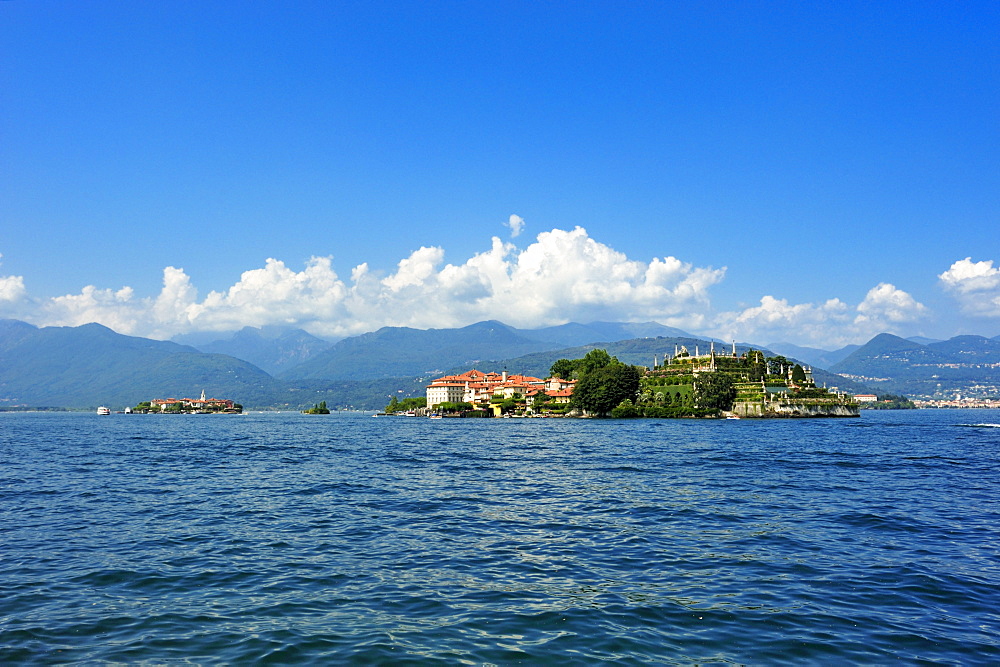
top-left (127, 390), bottom-right (243, 414)
top-left (382, 344), bottom-right (861, 419)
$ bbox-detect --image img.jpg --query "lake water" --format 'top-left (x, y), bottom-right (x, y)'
top-left (1, 410), bottom-right (998, 664)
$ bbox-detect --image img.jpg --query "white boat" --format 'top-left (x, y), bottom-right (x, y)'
top-left (97, 406), bottom-right (111, 415)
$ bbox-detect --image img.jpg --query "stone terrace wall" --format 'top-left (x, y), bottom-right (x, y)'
top-left (733, 402), bottom-right (860, 418)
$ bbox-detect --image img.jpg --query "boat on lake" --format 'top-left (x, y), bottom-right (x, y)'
top-left (96, 406), bottom-right (111, 415)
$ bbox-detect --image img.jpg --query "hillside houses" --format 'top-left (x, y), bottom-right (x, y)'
top-left (426, 369), bottom-right (576, 409)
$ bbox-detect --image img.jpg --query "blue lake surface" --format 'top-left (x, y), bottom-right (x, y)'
top-left (2, 410), bottom-right (999, 664)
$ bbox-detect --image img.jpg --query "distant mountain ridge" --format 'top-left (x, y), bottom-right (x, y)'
top-left (0, 320), bottom-right (281, 408)
top-left (4, 318), bottom-right (997, 408)
top-left (519, 321), bottom-right (694, 347)
top-left (830, 333), bottom-right (1000, 396)
top-left (766, 341), bottom-right (860, 369)
top-left (0, 319), bottom-right (701, 409)
top-left (276, 320), bottom-right (693, 381)
top-left (183, 326), bottom-right (333, 375)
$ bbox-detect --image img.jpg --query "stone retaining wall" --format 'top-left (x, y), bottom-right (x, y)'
top-left (733, 402), bottom-right (860, 418)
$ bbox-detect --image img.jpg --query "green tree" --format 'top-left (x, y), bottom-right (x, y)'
top-left (693, 372), bottom-right (736, 412)
top-left (572, 363), bottom-right (641, 416)
top-left (791, 364), bottom-right (807, 384)
top-left (400, 397), bottom-right (427, 411)
top-left (549, 358), bottom-right (579, 380)
top-left (579, 348), bottom-right (614, 375)
top-left (386, 396), bottom-right (400, 413)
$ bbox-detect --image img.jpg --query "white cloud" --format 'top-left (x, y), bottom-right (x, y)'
top-left (0, 254), bottom-right (28, 307)
top-left (4, 232), bottom-right (942, 350)
top-left (6, 227), bottom-right (728, 339)
top-left (381, 247), bottom-right (445, 292)
top-left (153, 267), bottom-right (198, 326)
top-left (855, 283), bottom-right (927, 324)
top-left (713, 296), bottom-right (852, 347)
top-left (188, 257), bottom-right (350, 334)
top-left (506, 214), bottom-right (525, 238)
top-left (712, 283), bottom-right (927, 349)
top-left (484, 227), bottom-right (725, 328)
top-left (43, 284), bottom-right (144, 334)
top-left (0, 274), bottom-right (27, 304)
top-left (939, 257), bottom-right (1000, 317)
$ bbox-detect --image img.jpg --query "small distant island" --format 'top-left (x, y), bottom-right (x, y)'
top-left (134, 390), bottom-right (243, 414)
top-left (415, 344), bottom-right (859, 418)
top-left (302, 401), bottom-right (331, 414)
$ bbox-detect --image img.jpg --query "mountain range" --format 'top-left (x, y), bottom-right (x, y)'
top-left (828, 333), bottom-right (1000, 397)
top-left (0, 319), bottom-right (697, 409)
top-left (765, 341), bottom-right (861, 369)
top-left (176, 326), bottom-right (333, 375)
top-left (0, 320), bottom-right (281, 408)
top-left (2, 318), bottom-right (998, 409)
top-left (179, 320), bottom-right (694, 378)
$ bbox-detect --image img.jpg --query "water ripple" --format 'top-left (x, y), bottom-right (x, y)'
top-left (2, 410), bottom-right (1000, 663)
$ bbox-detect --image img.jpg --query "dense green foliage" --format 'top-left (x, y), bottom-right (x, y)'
top-left (569, 352), bottom-right (642, 417)
top-left (610, 399), bottom-right (641, 418)
top-left (384, 396), bottom-right (427, 413)
top-left (549, 358), bottom-right (580, 380)
top-left (303, 401), bottom-right (331, 414)
top-left (436, 401), bottom-right (475, 413)
top-left (860, 394), bottom-right (917, 409)
top-left (791, 364), bottom-right (807, 383)
top-left (693, 372), bottom-right (737, 412)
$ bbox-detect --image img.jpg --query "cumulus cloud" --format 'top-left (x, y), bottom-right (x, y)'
top-left (713, 296), bottom-right (852, 348)
top-left (506, 214), bottom-right (525, 238)
top-left (855, 283), bottom-right (927, 324)
top-left (939, 257), bottom-right (1000, 317)
top-left (42, 284), bottom-right (144, 334)
top-left (6, 231), bottom-right (942, 349)
top-left (712, 283), bottom-right (927, 349)
top-left (0, 254), bottom-right (28, 307)
top-left (8, 227), bottom-right (728, 339)
top-left (0, 274), bottom-right (27, 305)
top-left (190, 256), bottom-right (349, 331)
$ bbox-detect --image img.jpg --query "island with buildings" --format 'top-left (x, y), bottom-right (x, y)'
top-left (134, 390), bottom-right (243, 414)
top-left (420, 343), bottom-right (859, 418)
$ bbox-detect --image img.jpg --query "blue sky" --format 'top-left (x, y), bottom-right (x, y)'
top-left (1, 1), bottom-right (998, 349)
